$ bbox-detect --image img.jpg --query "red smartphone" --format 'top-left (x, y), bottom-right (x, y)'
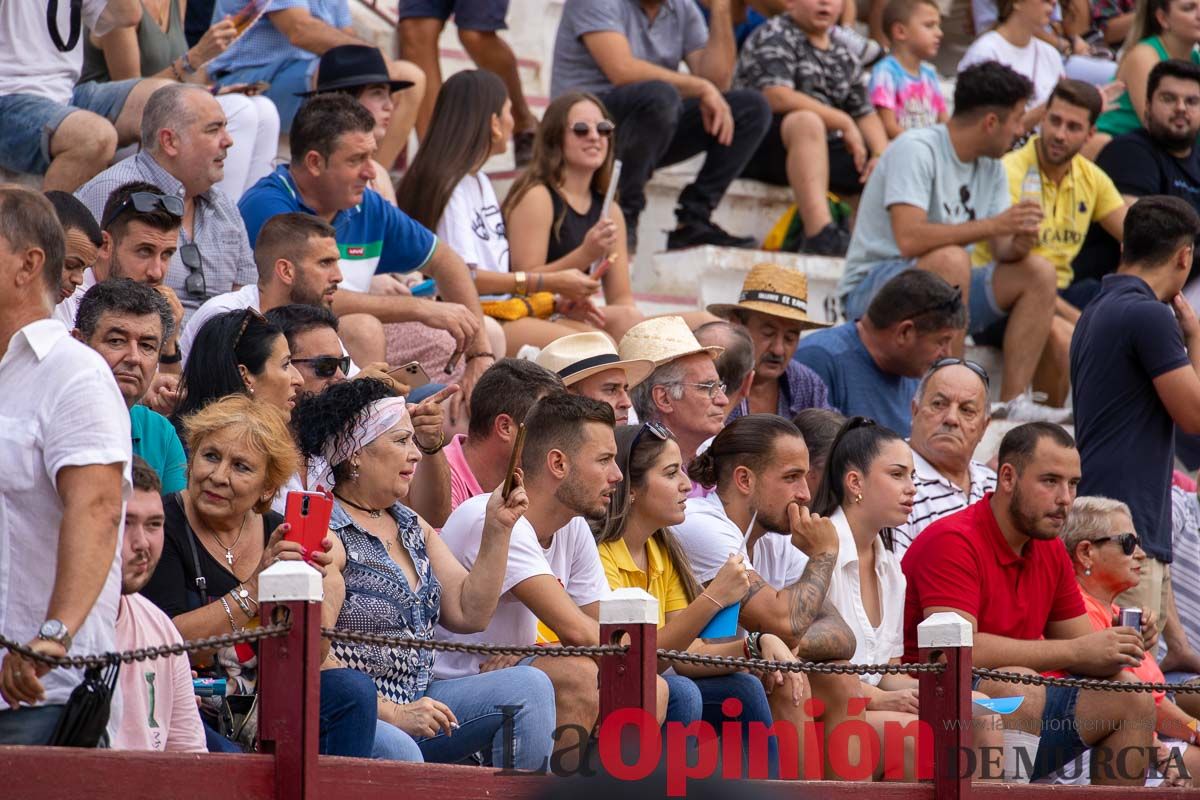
top-left (284, 488), bottom-right (334, 561)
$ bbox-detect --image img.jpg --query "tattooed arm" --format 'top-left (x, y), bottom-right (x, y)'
top-left (731, 551), bottom-right (840, 651)
top-left (794, 600), bottom-right (856, 662)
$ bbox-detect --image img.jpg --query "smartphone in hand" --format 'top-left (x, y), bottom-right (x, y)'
top-left (501, 424), bottom-right (527, 500)
top-left (388, 361), bottom-right (431, 389)
top-left (284, 489), bottom-right (334, 561)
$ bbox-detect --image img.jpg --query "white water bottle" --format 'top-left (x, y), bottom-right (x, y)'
top-left (1020, 165), bottom-right (1042, 206)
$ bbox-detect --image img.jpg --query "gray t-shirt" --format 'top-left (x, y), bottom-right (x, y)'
top-left (839, 125), bottom-right (1010, 295)
top-left (551, 0), bottom-right (709, 97)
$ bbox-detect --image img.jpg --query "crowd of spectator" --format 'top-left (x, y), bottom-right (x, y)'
top-left (6, 0), bottom-right (1200, 790)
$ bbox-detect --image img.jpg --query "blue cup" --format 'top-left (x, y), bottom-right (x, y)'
top-left (698, 601), bottom-right (740, 639)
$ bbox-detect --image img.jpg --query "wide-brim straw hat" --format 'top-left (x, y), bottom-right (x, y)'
top-left (535, 332), bottom-right (655, 387)
top-left (618, 315), bottom-right (724, 367)
top-left (707, 263), bottom-right (831, 331)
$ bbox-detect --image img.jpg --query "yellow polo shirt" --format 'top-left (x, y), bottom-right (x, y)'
top-left (972, 136), bottom-right (1124, 288)
top-left (597, 536), bottom-right (691, 628)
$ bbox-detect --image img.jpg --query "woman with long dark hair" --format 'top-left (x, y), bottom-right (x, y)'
top-left (596, 423), bottom-right (803, 774)
top-left (397, 70), bottom-right (602, 355)
top-left (503, 91), bottom-right (654, 340)
top-left (173, 308), bottom-right (303, 429)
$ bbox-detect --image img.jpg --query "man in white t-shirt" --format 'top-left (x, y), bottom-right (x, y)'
top-left (0, 187), bottom-right (131, 743)
top-left (112, 457), bottom-right (205, 753)
top-left (179, 212), bottom-right (384, 366)
top-left (437, 392), bottom-right (619, 771)
top-left (0, 1), bottom-right (170, 191)
top-left (677, 412), bottom-right (868, 775)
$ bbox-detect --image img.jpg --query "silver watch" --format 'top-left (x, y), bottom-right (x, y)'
top-left (37, 619), bottom-right (72, 651)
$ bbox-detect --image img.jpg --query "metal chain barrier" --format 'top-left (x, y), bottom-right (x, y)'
top-left (0, 623), bottom-right (293, 670)
top-left (656, 649), bottom-right (946, 676)
top-left (972, 667), bottom-right (1200, 694)
top-left (321, 628), bottom-right (627, 658)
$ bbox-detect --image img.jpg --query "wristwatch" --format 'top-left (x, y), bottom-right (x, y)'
top-left (37, 619), bottom-right (72, 651)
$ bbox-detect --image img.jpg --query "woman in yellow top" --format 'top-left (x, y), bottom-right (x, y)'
top-left (595, 422), bottom-right (806, 775)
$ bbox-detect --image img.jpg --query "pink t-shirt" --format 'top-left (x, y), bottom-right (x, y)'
top-left (112, 594), bottom-right (206, 752)
top-left (445, 434), bottom-right (485, 513)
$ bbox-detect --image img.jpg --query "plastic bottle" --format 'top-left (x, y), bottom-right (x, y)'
top-left (1020, 165), bottom-right (1042, 206)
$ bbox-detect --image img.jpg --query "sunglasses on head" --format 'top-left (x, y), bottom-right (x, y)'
top-left (180, 242), bottom-right (206, 299)
top-left (101, 191), bottom-right (184, 230)
top-left (625, 421), bottom-right (674, 479)
top-left (909, 287), bottom-right (964, 320)
top-left (927, 357), bottom-right (991, 390)
top-left (569, 121), bottom-right (615, 138)
top-left (233, 307), bottom-right (267, 349)
top-left (292, 355), bottom-right (351, 379)
top-left (1091, 532), bottom-right (1140, 556)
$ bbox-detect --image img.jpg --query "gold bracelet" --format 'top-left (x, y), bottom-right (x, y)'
top-left (514, 271), bottom-right (528, 296)
top-left (699, 592), bottom-right (724, 611)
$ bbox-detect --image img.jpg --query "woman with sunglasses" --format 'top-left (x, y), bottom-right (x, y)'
top-left (396, 71), bottom-right (606, 356)
top-left (811, 416), bottom-right (1002, 779)
top-left (504, 92), bottom-right (659, 341)
top-left (173, 308), bottom-right (303, 432)
top-left (1061, 496), bottom-right (1200, 786)
top-left (596, 423), bottom-right (805, 775)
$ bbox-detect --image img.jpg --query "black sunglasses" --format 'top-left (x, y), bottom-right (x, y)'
top-left (101, 191), bottom-right (184, 230)
top-left (292, 355), bottom-right (351, 379)
top-left (625, 421), bottom-right (673, 479)
top-left (180, 242), bottom-right (206, 299)
top-left (570, 121), bottom-right (615, 138)
top-left (927, 357), bottom-right (991, 390)
top-left (909, 287), bottom-right (964, 320)
top-left (1091, 532), bottom-right (1140, 556)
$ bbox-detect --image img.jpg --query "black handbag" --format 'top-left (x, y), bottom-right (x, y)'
top-left (47, 662), bottom-right (120, 747)
top-left (46, 0), bottom-right (83, 52)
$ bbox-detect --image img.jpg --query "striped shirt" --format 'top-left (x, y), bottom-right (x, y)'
top-left (1170, 485), bottom-right (1200, 647)
top-left (893, 449), bottom-right (997, 559)
top-left (75, 152), bottom-right (257, 323)
top-left (207, 0), bottom-right (351, 77)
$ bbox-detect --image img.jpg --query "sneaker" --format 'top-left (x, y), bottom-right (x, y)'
top-left (800, 223), bottom-right (851, 256)
top-left (666, 219), bottom-right (757, 250)
top-left (513, 130), bottom-right (536, 168)
top-left (831, 25), bottom-right (886, 69)
top-left (991, 392), bottom-right (1073, 424)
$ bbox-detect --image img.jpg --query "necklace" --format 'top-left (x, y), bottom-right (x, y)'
top-left (335, 491), bottom-right (386, 519)
top-left (207, 512), bottom-right (249, 566)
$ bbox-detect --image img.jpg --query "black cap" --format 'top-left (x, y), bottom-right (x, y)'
top-left (296, 44), bottom-right (414, 97)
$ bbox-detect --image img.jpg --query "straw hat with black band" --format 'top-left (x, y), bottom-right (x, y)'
top-left (536, 332), bottom-right (654, 387)
top-left (707, 263), bottom-right (831, 331)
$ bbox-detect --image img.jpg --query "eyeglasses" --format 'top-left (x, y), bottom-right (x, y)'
top-left (1090, 532), bottom-right (1140, 556)
top-left (926, 357), bottom-right (991, 390)
top-left (673, 380), bottom-right (727, 400)
top-left (569, 121), bottom-right (615, 138)
top-left (292, 355), bottom-right (351, 379)
top-left (180, 243), bottom-right (206, 299)
top-left (233, 307), bottom-right (267, 350)
top-left (100, 191), bottom-right (184, 230)
top-left (624, 421), bottom-right (674, 486)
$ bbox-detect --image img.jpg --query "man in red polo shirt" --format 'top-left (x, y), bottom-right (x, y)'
top-left (902, 422), bottom-right (1156, 785)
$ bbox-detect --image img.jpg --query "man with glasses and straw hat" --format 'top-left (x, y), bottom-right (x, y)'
top-left (708, 263), bottom-right (832, 423)
top-left (620, 316), bottom-right (727, 466)
top-left (536, 331), bottom-right (653, 426)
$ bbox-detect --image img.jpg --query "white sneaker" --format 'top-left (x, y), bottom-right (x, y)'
top-left (991, 393), bottom-right (1073, 424)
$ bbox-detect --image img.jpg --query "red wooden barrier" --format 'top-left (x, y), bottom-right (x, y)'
top-left (917, 612), bottom-right (974, 800)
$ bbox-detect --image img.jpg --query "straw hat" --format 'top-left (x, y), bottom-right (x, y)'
top-left (535, 332), bottom-right (655, 387)
top-left (618, 315), bottom-right (724, 367)
top-left (707, 263), bottom-right (831, 331)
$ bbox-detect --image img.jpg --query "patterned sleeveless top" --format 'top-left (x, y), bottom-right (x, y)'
top-left (329, 501), bottom-right (443, 704)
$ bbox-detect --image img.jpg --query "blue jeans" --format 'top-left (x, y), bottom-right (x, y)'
top-left (319, 668), bottom-right (378, 758)
top-left (0, 704), bottom-right (66, 745)
top-left (663, 674), bottom-right (703, 725)
top-left (842, 258), bottom-right (1002, 334)
top-left (372, 666), bottom-right (555, 771)
top-left (663, 672), bottom-right (779, 778)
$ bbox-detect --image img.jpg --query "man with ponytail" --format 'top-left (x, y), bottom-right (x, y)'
top-left (674, 413), bottom-right (866, 777)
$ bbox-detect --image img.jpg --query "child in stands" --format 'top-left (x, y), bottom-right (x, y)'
top-left (870, 0), bottom-right (949, 139)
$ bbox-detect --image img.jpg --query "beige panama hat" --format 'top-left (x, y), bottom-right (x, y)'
top-left (707, 263), bottom-right (831, 331)
top-left (535, 332), bottom-right (655, 387)
top-left (618, 315), bottom-right (724, 367)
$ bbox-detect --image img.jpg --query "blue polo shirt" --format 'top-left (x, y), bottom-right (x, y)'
top-left (1071, 273), bottom-right (1191, 563)
top-left (131, 405), bottom-right (187, 495)
top-left (238, 165), bottom-right (438, 293)
top-left (794, 322), bottom-right (919, 436)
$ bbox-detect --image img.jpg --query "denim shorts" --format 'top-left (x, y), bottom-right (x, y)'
top-left (1031, 684), bottom-right (1085, 781)
top-left (842, 258), bottom-right (1003, 335)
top-left (397, 0), bottom-right (510, 29)
top-left (213, 57), bottom-right (316, 130)
top-left (0, 79), bottom-right (138, 174)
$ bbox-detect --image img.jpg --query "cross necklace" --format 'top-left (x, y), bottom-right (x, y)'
top-left (207, 513), bottom-right (249, 566)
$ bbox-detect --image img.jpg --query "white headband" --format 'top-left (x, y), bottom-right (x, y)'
top-left (317, 396), bottom-right (408, 489)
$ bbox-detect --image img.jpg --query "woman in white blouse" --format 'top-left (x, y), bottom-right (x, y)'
top-left (811, 416), bottom-right (1002, 780)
